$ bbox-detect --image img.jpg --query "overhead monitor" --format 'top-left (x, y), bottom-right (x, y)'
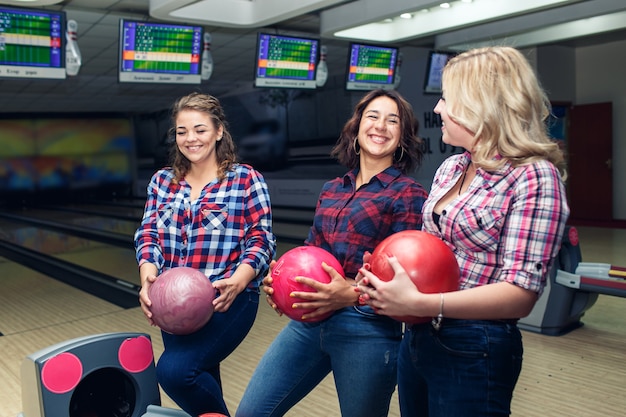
top-left (0, 6), bottom-right (66, 79)
top-left (118, 19), bottom-right (203, 84)
top-left (423, 51), bottom-right (456, 95)
top-left (346, 43), bottom-right (398, 91)
top-left (254, 32), bottom-right (319, 89)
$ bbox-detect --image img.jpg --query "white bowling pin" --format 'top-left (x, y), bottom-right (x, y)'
top-left (393, 52), bottom-right (403, 89)
top-left (201, 32), bottom-right (213, 81)
top-left (65, 19), bottom-right (81, 76)
top-left (315, 45), bottom-right (328, 87)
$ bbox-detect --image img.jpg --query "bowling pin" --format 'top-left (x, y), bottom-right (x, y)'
top-left (201, 32), bottom-right (214, 81)
top-left (315, 45), bottom-right (328, 87)
top-left (65, 19), bottom-right (82, 76)
top-left (393, 52), bottom-right (403, 89)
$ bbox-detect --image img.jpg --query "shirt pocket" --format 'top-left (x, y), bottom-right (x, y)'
top-left (200, 204), bottom-right (228, 232)
top-left (156, 206), bottom-right (175, 229)
top-left (456, 207), bottom-right (505, 252)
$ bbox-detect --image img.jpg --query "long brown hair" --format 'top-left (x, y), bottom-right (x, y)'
top-left (169, 92), bottom-right (237, 182)
top-left (330, 89), bottom-right (423, 174)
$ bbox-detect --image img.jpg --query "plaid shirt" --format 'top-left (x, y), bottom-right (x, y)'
top-left (422, 152), bottom-right (570, 294)
top-left (306, 166), bottom-right (428, 278)
top-left (134, 163), bottom-right (275, 290)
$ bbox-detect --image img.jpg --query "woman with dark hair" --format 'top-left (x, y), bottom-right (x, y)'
top-left (236, 89), bottom-right (428, 417)
top-left (135, 92), bottom-right (275, 416)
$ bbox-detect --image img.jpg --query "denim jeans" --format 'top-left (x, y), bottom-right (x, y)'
top-left (236, 306), bottom-right (402, 417)
top-left (157, 290), bottom-right (259, 417)
top-left (398, 319), bottom-right (523, 417)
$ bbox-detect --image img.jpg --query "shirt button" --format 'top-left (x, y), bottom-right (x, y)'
top-left (442, 210), bottom-right (447, 215)
top-left (183, 240), bottom-right (187, 245)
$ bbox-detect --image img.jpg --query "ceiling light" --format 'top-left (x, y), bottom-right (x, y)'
top-left (435, 0), bottom-right (626, 50)
top-left (150, 0), bottom-right (347, 28)
top-left (321, 0), bottom-right (578, 43)
top-left (0, 0), bottom-right (64, 4)
top-left (440, 3), bottom-right (451, 9)
top-left (400, 13), bottom-right (412, 19)
top-left (442, 10), bottom-right (626, 51)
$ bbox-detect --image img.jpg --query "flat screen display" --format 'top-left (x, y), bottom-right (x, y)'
top-left (424, 51), bottom-right (455, 94)
top-left (254, 33), bottom-right (319, 89)
top-left (346, 43), bottom-right (398, 91)
top-left (0, 6), bottom-right (65, 79)
top-left (119, 19), bottom-right (203, 84)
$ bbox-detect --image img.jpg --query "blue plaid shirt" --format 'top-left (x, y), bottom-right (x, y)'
top-left (134, 163), bottom-right (275, 290)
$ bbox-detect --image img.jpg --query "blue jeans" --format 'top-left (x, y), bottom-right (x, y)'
top-left (398, 319), bottom-right (523, 417)
top-left (236, 306), bottom-right (402, 417)
top-left (157, 290), bottom-right (259, 417)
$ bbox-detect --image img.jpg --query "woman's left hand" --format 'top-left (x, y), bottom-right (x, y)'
top-left (212, 277), bottom-right (245, 313)
top-left (292, 262), bottom-right (355, 321)
top-left (357, 255), bottom-right (423, 318)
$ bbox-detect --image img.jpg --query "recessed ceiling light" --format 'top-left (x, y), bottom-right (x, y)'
top-left (324, 0), bottom-right (577, 43)
top-left (400, 13), bottom-right (412, 19)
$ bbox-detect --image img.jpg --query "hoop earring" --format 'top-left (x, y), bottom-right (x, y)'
top-left (353, 137), bottom-right (361, 155)
top-left (394, 146), bottom-right (405, 162)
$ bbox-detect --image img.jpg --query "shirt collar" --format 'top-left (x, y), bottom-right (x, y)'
top-left (343, 165), bottom-right (403, 188)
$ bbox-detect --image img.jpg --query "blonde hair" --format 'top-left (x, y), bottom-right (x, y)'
top-left (442, 46), bottom-right (566, 179)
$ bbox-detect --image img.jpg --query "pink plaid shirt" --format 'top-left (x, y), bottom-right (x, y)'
top-left (422, 152), bottom-right (569, 294)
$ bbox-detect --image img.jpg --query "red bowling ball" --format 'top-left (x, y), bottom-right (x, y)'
top-left (369, 230), bottom-right (460, 323)
top-left (270, 246), bottom-right (345, 322)
top-left (149, 267), bottom-right (216, 335)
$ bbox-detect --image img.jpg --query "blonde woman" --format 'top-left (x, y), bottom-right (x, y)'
top-left (358, 47), bottom-right (570, 416)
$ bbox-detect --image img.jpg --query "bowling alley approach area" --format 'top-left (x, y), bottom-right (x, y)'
top-left (0, 195), bottom-right (624, 417)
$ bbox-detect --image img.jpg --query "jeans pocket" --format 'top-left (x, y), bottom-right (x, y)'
top-left (433, 325), bottom-right (489, 359)
top-left (353, 305), bottom-right (379, 317)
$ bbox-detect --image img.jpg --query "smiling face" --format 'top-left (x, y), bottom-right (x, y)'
top-left (356, 96), bottom-right (401, 162)
top-left (175, 109), bottom-right (223, 167)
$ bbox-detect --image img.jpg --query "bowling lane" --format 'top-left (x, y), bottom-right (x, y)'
top-left (0, 258), bottom-right (124, 336)
top-left (12, 206), bottom-right (140, 236)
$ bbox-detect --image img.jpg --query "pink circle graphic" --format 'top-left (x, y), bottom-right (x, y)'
top-left (118, 335), bottom-right (153, 373)
top-left (41, 352), bottom-right (83, 394)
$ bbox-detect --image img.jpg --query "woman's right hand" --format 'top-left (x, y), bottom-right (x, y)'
top-left (139, 273), bottom-right (158, 325)
top-left (262, 260), bottom-right (284, 316)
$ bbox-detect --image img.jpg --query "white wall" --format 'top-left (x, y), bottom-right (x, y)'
top-left (576, 39), bottom-right (626, 220)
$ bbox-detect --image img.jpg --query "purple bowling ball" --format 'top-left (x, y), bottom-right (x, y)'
top-left (148, 267), bottom-right (215, 335)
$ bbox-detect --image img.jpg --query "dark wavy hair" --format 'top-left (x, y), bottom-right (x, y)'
top-left (168, 92), bottom-right (237, 183)
top-left (330, 89), bottom-right (423, 174)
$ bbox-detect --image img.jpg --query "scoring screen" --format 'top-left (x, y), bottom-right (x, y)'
top-left (119, 20), bottom-right (203, 84)
top-left (0, 7), bottom-right (65, 79)
top-left (255, 33), bottom-right (318, 89)
top-left (346, 43), bottom-right (397, 91)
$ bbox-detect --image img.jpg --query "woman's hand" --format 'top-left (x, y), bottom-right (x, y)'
top-left (139, 273), bottom-right (158, 325)
top-left (353, 251), bottom-right (372, 285)
top-left (291, 262), bottom-right (356, 321)
top-left (212, 277), bottom-right (246, 313)
top-left (357, 255), bottom-right (423, 318)
top-left (262, 260), bottom-right (284, 316)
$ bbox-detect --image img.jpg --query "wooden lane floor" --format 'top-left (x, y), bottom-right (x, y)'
top-left (0, 227), bottom-right (624, 416)
top-left (0, 213), bottom-right (140, 289)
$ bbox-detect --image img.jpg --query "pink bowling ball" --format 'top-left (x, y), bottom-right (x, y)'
top-left (270, 246), bottom-right (345, 322)
top-left (149, 267), bottom-right (215, 335)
